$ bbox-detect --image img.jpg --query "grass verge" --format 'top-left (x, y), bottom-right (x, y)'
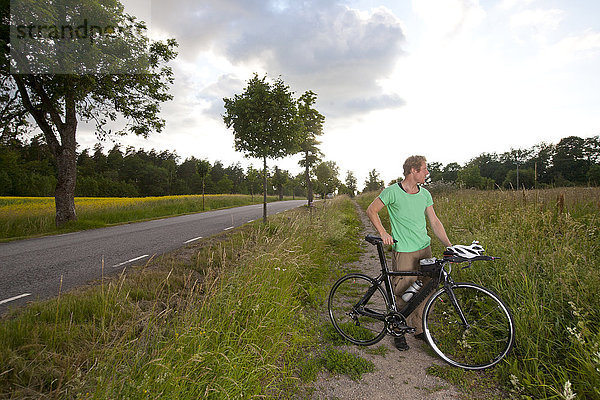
top-left (0, 196), bottom-right (360, 399)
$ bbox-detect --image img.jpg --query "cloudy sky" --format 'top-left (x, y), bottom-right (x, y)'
top-left (81, 0), bottom-right (600, 188)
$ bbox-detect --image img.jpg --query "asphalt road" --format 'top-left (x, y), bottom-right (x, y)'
top-left (0, 200), bottom-right (307, 314)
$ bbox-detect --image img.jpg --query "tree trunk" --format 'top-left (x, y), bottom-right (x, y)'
top-left (202, 179), bottom-right (205, 211)
top-left (263, 156), bottom-right (268, 223)
top-left (13, 75), bottom-right (79, 227)
top-left (305, 151), bottom-right (313, 207)
top-left (54, 145), bottom-right (77, 226)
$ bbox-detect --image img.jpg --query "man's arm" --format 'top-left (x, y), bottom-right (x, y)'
top-left (425, 205), bottom-right (452, 247)
top-left (366, 197), bottom-right (394, 245)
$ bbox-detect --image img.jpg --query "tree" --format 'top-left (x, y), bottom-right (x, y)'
top-left (503, 169), bottom-right (535, 189)
top-left (427, 161), bottom-right (443, 183)
top-left (223, 74), bottom-right (302, 222)
top-left (314, 161), bottom-right (340, 199)
top-left (197, 159), bottom-right (211, 211)
top-left (441, 163), bottom-right (461, 183)
top-left (1, 0), bottom-right (178, 225)
top-left (457, 164), bottom-right (494, 189)
top-left (344, 170), bottom-right (358, 198)
top-left (297, 90), bottom-right (324, 207)
top-left (551, 136), bottom-right (588, 185)
top-left (588, 164), bottom-right (600, 186)
top-left (363, 169), bottom-right (384, 192)
top-left (246, 165), bottom-right (260, 200)
top-left (271, 166), bottom-right (288, 201)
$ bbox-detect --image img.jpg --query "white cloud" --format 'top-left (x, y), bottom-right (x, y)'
top-left (509, 8), bottom-right (564, 44)
top-left (498, 0), bottom-right (537, 11)
top-left (148, 0), bottom-right (407, 118)
top-left (412, 0), bottom-right (486, 38)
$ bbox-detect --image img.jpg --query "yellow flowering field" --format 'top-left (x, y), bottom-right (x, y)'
top-left (0, 194), bottom-right (299, 240)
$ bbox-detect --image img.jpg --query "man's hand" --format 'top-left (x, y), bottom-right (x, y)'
top-left (381, 232), bottom-right (394, 246)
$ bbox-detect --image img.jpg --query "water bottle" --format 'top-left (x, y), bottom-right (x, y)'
top-left (402, 280), bottom-right (423, 302)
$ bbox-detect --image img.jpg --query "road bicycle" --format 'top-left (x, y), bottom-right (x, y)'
top-left (328, 234), bottom-right (515, 370)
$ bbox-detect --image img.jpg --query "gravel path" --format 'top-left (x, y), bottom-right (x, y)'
top-left (308, 201), bottom-right (463, 400)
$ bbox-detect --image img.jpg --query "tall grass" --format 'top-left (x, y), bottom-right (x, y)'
top-left (0, 196), bottom-right (361, 399)
top-left (0, 194), bottom-right (302, 240)
top-left (358, 187), bottom-right (600, 399)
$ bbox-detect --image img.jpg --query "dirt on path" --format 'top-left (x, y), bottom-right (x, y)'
top-left (308, 201), bottom-right (463, 400)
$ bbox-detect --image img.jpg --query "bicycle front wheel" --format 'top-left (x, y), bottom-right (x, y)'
top-left (328, 273), bottom-right (389, 346)
top-left (423, 283), bottom-right (515, 370)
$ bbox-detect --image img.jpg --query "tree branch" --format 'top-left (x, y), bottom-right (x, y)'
top-left (12, 75), bottom-right (61, 155)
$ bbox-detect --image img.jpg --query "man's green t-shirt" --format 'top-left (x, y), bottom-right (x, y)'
top-left (378, 183), bottom-right (433, 252)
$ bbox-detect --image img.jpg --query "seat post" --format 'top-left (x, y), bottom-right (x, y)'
top-left (375, 241), bottom-right (390, 274)
top-left (376, 241), bottom-right (398, 311)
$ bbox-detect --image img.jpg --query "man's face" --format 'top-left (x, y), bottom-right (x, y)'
top-left (413, 162), bottom-right (429, 184)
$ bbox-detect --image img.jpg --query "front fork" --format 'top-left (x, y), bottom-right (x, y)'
top-left (443, 276), bottom-right (470, 329)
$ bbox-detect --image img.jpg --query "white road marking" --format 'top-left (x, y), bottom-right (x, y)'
top-left (184, 236), bottom-right (203, 244)
top-left (224, 226), bottom-right (234, 231)
top-left (247, 219), bottom-right (255, 223)
top-left (0, 293), bottom-right (31, 305)
top-left (111, 254), bottom-right (149, 268)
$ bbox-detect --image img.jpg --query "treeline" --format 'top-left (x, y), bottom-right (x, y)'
top-left (0, 136), bottom-right (306, 198)
top-left (428, 135), bottom-right (600, 189)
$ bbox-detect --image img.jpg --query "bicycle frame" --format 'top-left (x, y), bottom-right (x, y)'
top-left (371, 239), bottom-right (442, 322)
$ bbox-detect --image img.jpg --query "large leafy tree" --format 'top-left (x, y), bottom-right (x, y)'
top-left (297, 90), bottom-right (324, 207)
top-left (223, 74), bottom-right (302, 222)
top-left (0, 0), bottom-right (177, 225)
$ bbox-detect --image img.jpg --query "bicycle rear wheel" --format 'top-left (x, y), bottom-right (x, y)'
top-left (423, 283), bottom-right (515, 370)
top-left (328, 273), bottom-right (389, 346)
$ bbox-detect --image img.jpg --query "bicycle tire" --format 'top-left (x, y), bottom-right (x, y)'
top-left (328, 273), bottom-right (389, 346)
top-left (423, 283), bottom-right (515, 370)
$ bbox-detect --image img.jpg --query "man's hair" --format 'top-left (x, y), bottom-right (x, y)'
top-left (403, 155), bottom-right (427, 177)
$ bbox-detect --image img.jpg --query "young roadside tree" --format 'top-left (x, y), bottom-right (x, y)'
top-left (314, 161), bottom-right (340, 199)
top-left (1, 0), bottom-right (177, 226)
top-left (197, 159), bottom-right (211, 211)
top-left (363, 169), bottom-right (384, 192)
top-left (297, 90), bottom-right (324, 207)
top-left (271, 166), bottom-right (288, 201)
top-left (246, 165), bottom-right (260, 201)
top-left (223, 74), bottom-right (302, 222)
top-left (344, 170), bottom-right (358, 198)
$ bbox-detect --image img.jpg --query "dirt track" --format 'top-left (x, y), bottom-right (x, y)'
top-left (308, 202), bottom-right (463, 400)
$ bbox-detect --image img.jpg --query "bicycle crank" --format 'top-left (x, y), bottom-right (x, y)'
top-left (385, 313), bottom-right (415, 337)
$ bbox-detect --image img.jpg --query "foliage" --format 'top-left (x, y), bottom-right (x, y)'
top-left (338, 170), bottom-right (358, 198)
top-left (0, 139), bottom-right (307, 199)
top-left (0, 0), bottom-right (178, 225)
top-left (297, 90), bottom-right (325, 206)
top-left (223, 73), bottom-right (303, 221)
top-left (430, 135), bottom-right (600, 189)
top-left (314, 160), bottom-right (340, 198)
top-left (363, 169), bottom-right (384, 192)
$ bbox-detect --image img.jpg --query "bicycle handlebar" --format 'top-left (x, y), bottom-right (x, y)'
top-left (365, 235), bottom-right (499, 263)
top-left (442, 255), bottom-right (500, 263)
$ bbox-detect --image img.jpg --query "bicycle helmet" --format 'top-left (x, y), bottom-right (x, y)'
top-left (446, 241), bottom-right (485, 259)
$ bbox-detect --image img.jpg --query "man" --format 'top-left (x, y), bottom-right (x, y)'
top-left (366, 155), bottom-right (452, 351)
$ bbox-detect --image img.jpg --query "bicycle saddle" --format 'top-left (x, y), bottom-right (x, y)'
top-left (445, 241), bottom-right (485, 259)
top-left (365, 234), bottom-right (382, 244)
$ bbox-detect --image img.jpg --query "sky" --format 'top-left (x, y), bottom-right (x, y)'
top-left (77, 0), bottom-right (600, 189)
